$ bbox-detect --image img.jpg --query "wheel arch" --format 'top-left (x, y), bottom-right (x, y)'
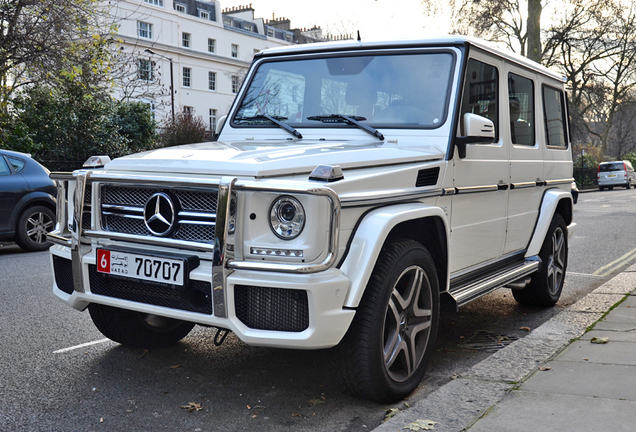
top-left (12, 191), bottom-right (56, 231)
top-left (525, 188), bottom-right (573, 257)
top-left (339, 203), bottom-right (449, 308)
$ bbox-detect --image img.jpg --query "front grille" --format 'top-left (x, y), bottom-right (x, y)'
top-left (99, 185), bottom-right (217, 243)
top-left (53, 255), bottom-right (74, 294)
top-left (88, 265), bottom-right (212, 314)
top-left (234, 285), bottom-right (309, 332)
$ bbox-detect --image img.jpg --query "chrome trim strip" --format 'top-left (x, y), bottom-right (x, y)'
top-left (212, 177), bottom-right (236, 318)
top-left (178, 211), bottom-right (216, 219)
top-left (50, 172), bottom-right (75, 181)
top-left (85, 230), bottom-right (215, 252)
top-left (511, 182), bottom-right (536, 189)
top-left (71, 172), bottom-right (91, 293)
top-left (340, 188), bottom-right (443, 207)
top-left (178, 220), bottom-right (216, 226)
top-left (102, 212), bottom-right (144, 220)
top-left (102, 204), bottom-right (143, 214)
top-left (442, 188), bottom-right (456, 196)
top-left (545, 178), bottom-right (575, 186)
top-left (455, 185), bottom-right (499, 194)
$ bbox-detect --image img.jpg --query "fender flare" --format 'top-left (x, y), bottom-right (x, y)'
top-left (525, 188), bottom-right (573, 257)
top-left (340, 203), bottom-right (449, 308)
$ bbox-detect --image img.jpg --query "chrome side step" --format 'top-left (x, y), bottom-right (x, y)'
top-left (442, 257), bottom-right (540, 311)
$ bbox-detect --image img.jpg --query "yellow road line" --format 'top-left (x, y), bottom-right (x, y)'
top-left (592, 247), bottom-right (636, 277)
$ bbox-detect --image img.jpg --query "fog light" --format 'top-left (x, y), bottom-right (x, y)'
top-left (251, 247), bottom-right (303, 257)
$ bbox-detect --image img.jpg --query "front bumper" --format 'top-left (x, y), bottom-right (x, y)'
top-left (50, 244), bottom-right (355, 348)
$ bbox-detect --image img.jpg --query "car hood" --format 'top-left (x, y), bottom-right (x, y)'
top-left (104, 139), bottom-right (444, 177)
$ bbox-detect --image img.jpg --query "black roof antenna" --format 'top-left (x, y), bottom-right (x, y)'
top-left (357, 30), bottom-right (361, 42)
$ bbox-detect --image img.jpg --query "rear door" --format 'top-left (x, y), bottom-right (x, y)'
top-left (0, 155), bottom-right (29, 234)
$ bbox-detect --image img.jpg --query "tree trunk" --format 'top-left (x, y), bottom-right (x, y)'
top-left (527, 0), bottom-right (543, 63)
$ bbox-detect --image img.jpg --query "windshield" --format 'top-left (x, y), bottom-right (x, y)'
top-left (232, 51), bottom-right (456, 130)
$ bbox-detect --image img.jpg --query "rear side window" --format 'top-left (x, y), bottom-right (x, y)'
top-left (599, 163), bottom-right (626, 172)
top-left (542, 86), bottom-right (568, 148)
top-left (508, 73), bottom-right (535, 145)
top-left (8, 157), bottom-right (26, 173)
top-left (0, 157), bottom-right (10, 175)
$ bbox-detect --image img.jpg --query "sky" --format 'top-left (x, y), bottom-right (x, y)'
top-left (220, 0), bottom-right (451, 41)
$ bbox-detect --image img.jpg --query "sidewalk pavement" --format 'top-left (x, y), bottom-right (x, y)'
top-left (376, 265), bottom-right (636, 432)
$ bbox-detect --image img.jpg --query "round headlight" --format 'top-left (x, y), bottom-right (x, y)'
top-left (270, 196), bottom-right (305, 239)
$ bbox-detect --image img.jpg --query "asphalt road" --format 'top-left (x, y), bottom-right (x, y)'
top-left (1, 187), bottom-right (635, 432)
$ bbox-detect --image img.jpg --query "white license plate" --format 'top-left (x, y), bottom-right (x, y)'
top-left (96, 249), bottom-right (185, 286)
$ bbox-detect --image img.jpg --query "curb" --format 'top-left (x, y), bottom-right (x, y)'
top-left (374, 265), bottom-right (636, 432)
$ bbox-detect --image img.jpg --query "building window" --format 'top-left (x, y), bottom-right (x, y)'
top-left (183, 106), bottom-right (193, 115)
top-left (267, 28), bottom-right (274, 37)
top-left (199, 10), bottom-right (209, 19)
top-left (285, 34), bottom-right (293, 42)
top-left (144, 0), bottom-right (163, 6)
top-left (138, 59), bottom-right (154, 81)
top-left (183, 67), bottom-right (191, 87)
top-left (223, 17), bottom-right (232, 26)
top-left (231, 75), bottom-right (239, 94)
top-left (231, 44), bottom-right (238, 58)
top-left (208, 38), bottom-right (216, 53)
top-left (174, 2), bottom-right (186, 13)
top-left (209, 109), bottom-right (218, 132)
top-left (137, 21), bottom-right (153, 39)
top-left (244, 23), bottom-right (253, 32)
top-left (208, 71), bottom-right (216, 91)
top-left (182, 32), bottom-right (191, 48)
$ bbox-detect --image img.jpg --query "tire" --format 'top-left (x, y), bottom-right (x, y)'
top-left (338, 239), bottom-right (440, 403)
top-left (88, 304), bottom-right (195, 349)
top-left (627, 182), bottom-right (631, 189)
top-left (15, 205), bottom-right (55, 251)
top-left (599, 187), bottom-right (604, 191)
top-left (512, 214), bottom-right (568, 307)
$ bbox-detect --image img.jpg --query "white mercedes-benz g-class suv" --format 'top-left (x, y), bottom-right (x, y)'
top-left (48, 36), bottom-right (575, 402)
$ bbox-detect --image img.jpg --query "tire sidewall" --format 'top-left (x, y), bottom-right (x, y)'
top-left (16, 205), bottom-right (55, 251)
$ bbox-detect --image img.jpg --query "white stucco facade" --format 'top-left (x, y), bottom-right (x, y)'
top-left (108, 0), bottom-right (295, 131)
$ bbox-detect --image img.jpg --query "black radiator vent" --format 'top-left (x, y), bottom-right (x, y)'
top-left (416, 167), bottom-right (440, 187)
top-left (235, 285), bottom-right (309, 332)
top-left (88, 265), bottom-right (212, 314)
top-left (53, 255), bottom-right (74, 294)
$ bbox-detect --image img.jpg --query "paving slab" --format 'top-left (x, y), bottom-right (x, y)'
top-left (566, 293), bottom-right (624, 313)
top-left (526, 310), bottom-right (602, 340)
top-left (372, 380), bottom-right (510, 432)
top-left (621, 295), bottom-right (636, 307)
top-left (521, 361), bottom-right (636, 400)
top-left (467, 391), bottom-right (636, 432)
top-left (555, 340), bottom-right (636, 365)
top-left (592, 272), bottom-right (636, 293)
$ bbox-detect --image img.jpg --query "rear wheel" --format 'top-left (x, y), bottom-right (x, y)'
top-left (338, 239), bottom-right (439, 403)
top-left (599, 186), bottom-right (604, 191)
top-left (627, 182), bottom-right (631, 189)
top-left (513, 214), bottom-right (567, 307)
top-left (88, 304), bottom-right (195, 349)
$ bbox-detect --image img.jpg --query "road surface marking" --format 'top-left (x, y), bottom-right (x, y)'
top-left (593, 247), bottom-right (636, 277)
top-left (567, 272), bottom-right (604, 278)
top-left (53, 338), bottom-right (110, 354)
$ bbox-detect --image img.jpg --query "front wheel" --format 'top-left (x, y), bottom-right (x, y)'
top-left (338, 239), bottom-right (440, 403)
top-left (88, 304), bottom-right (195, 349)
top-left (512, 214), bottom-right (568, 307)
top-left (15, 205), bottom-right (55, 251)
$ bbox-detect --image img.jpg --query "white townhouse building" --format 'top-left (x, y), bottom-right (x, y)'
top-left (108, 1), bottom-right (297, 132)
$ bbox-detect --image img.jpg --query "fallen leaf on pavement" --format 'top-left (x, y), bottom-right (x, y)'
top-left (169, 365), bottom-right (182, 369)
top-left (539, 366), bottom-right (551, 371)
top-left (308, 398), bottom-right (325, 405)
top-left (591, 337), bottom-right (609, 344)
top-left (405, 419), bottom-right (437, 430)
top-left (384, 408), bottom-right (400, 422)
top-left (520, 327), bottom-right (531, 332)
top-left (181, 402), bottom-right (202, 412)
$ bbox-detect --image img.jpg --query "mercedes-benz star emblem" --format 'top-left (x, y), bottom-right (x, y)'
top-left (144, 192), bottom-right (176, 236)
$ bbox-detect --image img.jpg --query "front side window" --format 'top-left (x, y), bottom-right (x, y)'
top-left (231, 44), bottom-right (238, 58)
top-left (508, 73), bottom-right (535, 145)
top-left (543, 86), bottom-right (568, 148)
top-left (208, 71), bottom-right (216, 91)
top-left (208, 38), bottom-right (216, 53)
top-left (459, 58), bottom-right (499, 139)
top-left (137, 21), bottom-right (153, 39)
top-left (138, 59), bottom-right (154, 81)
top-left (183, 67), bottom-right (191, 87)
top-left (182, 32), bottom-right (191, 48)
top-left (233, 51), bottom-right (456, 129)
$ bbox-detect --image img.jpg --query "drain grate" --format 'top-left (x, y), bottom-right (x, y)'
top-left (458, 330), bottom-right (519, 353)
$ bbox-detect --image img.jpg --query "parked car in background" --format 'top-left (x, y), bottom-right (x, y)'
top-left (597, 161), bottom-right (636, 190)
top-left (571, 182), bottom-right (579, 204)
top-left (0, 150), bottom-right (56, 251)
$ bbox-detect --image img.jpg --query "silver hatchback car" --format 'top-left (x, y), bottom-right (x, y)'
top-left (598, 161), bottom-right (636, 190)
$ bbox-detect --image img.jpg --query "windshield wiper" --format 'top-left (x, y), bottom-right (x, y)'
top-left (234, 114), bottom-right (302, 139)
top-left (307, 114), bottom-right (384, 141)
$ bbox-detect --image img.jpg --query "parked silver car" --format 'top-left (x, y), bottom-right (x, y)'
top-left (598, 161), bottom-right (636, 190)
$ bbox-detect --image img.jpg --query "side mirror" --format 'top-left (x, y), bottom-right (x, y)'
top-left (216, 115), bottom-right (227, 136)
top-left (456, 113), bottom-right (497, 158)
